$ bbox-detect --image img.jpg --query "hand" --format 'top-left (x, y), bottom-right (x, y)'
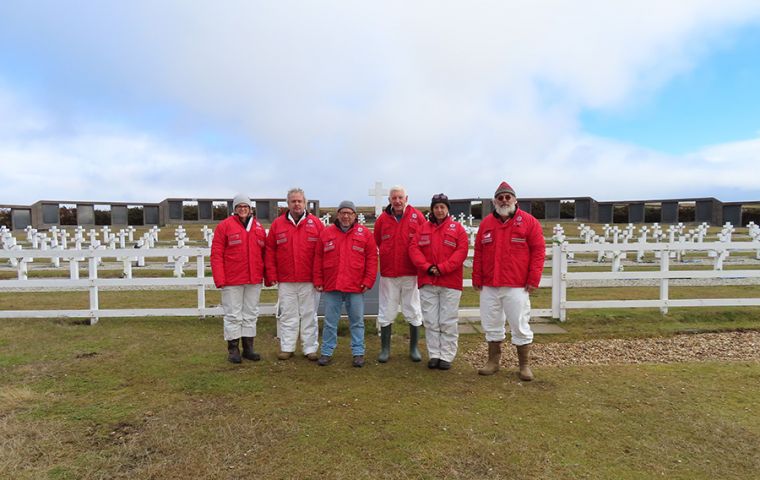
top-left (430, 266), bottom-right (441, 277)
top-left (525, 285), bottom-right (537, 294)
top-left (473, 284), bottom-right (481, 292)
top-left (360, 285), bottom-right (368, 293)
top-left (315, 286), bottom-right (323, 292)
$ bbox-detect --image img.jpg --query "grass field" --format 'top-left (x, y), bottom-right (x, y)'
top-left (1, 311), bottom-right (759, 479)
top-left (1, 221), bottom-right (759, 478)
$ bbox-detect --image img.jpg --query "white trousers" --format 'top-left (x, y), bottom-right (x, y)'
top-left (377, 276), bottom-right (423, 328)
top-left (276, 282), bottom-right (320, 355)
top-left (419, 285), bottom-right (461, 362)
top-left (221, 284), bottom-right (262, 341)
top-left (479, 286), bottom-right (533, 345)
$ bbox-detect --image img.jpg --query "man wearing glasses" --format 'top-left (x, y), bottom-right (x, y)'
top-left (211, 194), bottom-right (267, 364)
top-left (313, 201), bottom-right (378, 367)
top-left (472, 181), bottom-right (546, 381)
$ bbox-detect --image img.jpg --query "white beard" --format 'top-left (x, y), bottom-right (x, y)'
top-left (495, 203), bottom-right (516, 218)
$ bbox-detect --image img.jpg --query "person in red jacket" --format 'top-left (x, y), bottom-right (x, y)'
top-left (373, 185), bottom-right (424, 363)
top-left (210, 194), bottom-right (267, 364)
top-left (265, 188), bottom-right (324, 361)
top-left (409, 193), bottom-right (469, 370)
top-left (313, 201), bottom-right (377, 367)
top-left (472, 181), bottom-right (546, 381)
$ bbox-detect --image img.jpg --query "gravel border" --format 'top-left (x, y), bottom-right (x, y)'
top-left (463, 331), bottom-right (760, 367)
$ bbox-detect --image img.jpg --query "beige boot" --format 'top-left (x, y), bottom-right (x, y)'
top-left (477, 341), bottom-right (502, 375)
top-left (516, 344), bottom-right (534, 381)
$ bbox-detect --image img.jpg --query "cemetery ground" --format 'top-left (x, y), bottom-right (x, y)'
top-left (1, 221), bottom-right (759, 478)
top-left (1, 304), bottom-right (759, 479)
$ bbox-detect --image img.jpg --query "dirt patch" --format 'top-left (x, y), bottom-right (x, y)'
top-left (463, 331), bottom-right (760, 368)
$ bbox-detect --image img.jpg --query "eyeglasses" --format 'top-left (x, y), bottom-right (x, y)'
top-left (338, 210), bottom-right (356, 216)
top-left (235, 204), bottom-right (251, 210)
top-left (495, 194), bottom-right (513, 201)
top-left (431, 193), bottom-right (448, 203)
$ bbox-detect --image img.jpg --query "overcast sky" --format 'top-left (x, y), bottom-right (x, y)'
top-left (1, 1), bottom-right (760, 207)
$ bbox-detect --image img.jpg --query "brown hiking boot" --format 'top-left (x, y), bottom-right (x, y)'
top-left (277, 351), bottom-right (293, 360)
top-left (305, 352), bottom-right (319, 361)
top-left (516, 344), bottom-right (534, 381)
top-left (227, 339), bottom-right (242, 364)
top-left (477, 341), bottom-right (502, 375)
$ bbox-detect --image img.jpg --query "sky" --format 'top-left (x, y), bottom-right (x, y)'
top-left (1, 1), bottom-right (760, 208)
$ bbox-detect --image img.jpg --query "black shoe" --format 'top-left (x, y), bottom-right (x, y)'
top-left (318, 355), bottom-right (332, 366)
top-left (352, 355), bottom-right (365, 368)
top-left (437, 360), bottom-right (452, 370)
top-left (241, 337), bottom-right (261, 361)
top-left (427, 358), bottom-right (440, 369)
top-left (227, 339), bottom-right (241, 364)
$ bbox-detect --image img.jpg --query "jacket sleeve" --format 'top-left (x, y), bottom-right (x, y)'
top-left (373, 216), bottom-right (383, 246)
top-left (363, 232), bottom-right (378, 289)
top-left (437, 224), bottom-right (469, 275)
top-left (264, 223), bottom-right (278, 286)
top-left (472, 225), bottom-right (483, 288)
top-left (526, 218), bottom-right (546, 288)
top-left (210, 221), bottom-right (226, 288)
top-left (313, 233), bottom-right (324, 288)
top-left (408, 228), bottom-right (431, 273)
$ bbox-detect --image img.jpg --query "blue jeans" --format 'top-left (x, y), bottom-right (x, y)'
top-left (321, 291), bottom-right (365, 356)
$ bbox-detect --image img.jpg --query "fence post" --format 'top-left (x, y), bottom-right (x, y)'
top-left (551, 244), bottom-right (561, 320)
top-left (559, 243), bottom-right (568, 322)
top-left (88, 254), bottom-right (99, 325)
top-left (660, 244), bottom-right (669, 315)
top-left (197, 254), bottom-right (206, 318)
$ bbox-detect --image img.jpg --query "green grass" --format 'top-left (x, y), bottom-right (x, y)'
top-left (1, 316), bottom-right (758, 479)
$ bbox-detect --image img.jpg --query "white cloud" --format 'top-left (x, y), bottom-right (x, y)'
top-left (1, 1), bottom-right (760, 206)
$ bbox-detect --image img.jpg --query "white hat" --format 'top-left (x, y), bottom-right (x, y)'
top-left (232, 193), bottom-right (251, 210)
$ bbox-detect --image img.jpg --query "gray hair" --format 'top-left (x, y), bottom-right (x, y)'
top-left (388, 185), bottom-right (407, 197)
top-left (287, 187), bottom-right (306, 201)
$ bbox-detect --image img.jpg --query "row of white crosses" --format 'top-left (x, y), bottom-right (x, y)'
top-left (168, 226), bottom-right (190, 277)
top-left (748, 222), bottom-right (760, 259)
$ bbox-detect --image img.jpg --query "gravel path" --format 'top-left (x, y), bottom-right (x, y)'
top-left (463, 331), bottom-right (760, 368)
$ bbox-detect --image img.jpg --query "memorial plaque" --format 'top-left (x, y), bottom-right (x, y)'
top-left (661, 202), bottom-right (678, 223)
top-left (169, 201), bottom-right (183, 220)
top-left (198, 201), bottom-right (212, 220)
top-left (628, 202), bottom-right (645, 223)
top-left (545, 200), bottom-right (560, 220)
top-left (145, 206), bottom-right (159, 225)
top-left (12, 209), bottom-right (31, 230)
top-left (42, 203), bottom-right (59, 224)
top-left (77, 204), bottom-right (95, 225)
top-left (111, 205), bottom-right (128, 225)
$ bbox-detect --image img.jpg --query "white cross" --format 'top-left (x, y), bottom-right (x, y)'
top-left (368, 181), bottom-right (388, 217)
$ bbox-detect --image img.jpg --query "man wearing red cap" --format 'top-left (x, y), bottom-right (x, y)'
top-left (472, 181), bottom-right (546, 380)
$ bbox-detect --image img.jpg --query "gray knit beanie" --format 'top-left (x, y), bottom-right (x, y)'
top-left (337, 200), bottom-right (356, 213)
top-left (232, 193), bottom-right (251, 210)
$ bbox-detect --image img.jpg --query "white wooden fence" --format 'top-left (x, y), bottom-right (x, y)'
top-left (1, 241), bottom-right (759, 324)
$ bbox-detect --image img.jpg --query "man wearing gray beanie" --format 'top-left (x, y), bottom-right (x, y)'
top-left (313, 200), bottom-right (377, 367)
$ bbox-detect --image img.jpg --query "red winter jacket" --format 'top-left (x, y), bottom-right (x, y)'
top-left (265, 212), bottom-right (324, 285)
top-left (374, 204), bottom-right (424, 277)
top-left (409, 218), bottom-right (469, 291)
top-left (314, 222), bottom-right (378, 293)
top-left (472, 209), bottom-right (545, 289)
top-left (210, 215), bottom-right (267, 288)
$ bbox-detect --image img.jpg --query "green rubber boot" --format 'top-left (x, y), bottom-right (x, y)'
top-left (409, 325), bottom-right (422, 362)
top-left (378, 325), bottom-right (392, 363)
